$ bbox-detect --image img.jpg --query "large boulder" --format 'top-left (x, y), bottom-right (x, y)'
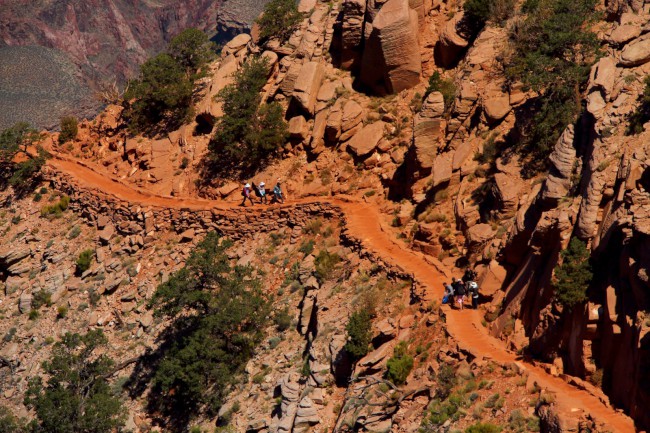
top-left (590, 56), bottom-right (618, 99)
top-left (483, 95), bottom-right (511, 123)
top-left (340, 100), bottom-right (364, 141)
top-left (340, 0), bottom-right (367, 69)
top-left (360, 0), bottom-right (421, 94)
top-left (413, 118), bottom-right (445, 170)
top-left (438, 14), bottom-right (469, 68)
top-left (293, 62), bottom-right (325, 115)
top-left (619, 37), bottom-right (650, 67)
top-left (347, 121), bottom-right (386, 158)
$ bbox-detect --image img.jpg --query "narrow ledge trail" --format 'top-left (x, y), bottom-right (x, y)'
top-left (45, 155), bottom-right (636, 433)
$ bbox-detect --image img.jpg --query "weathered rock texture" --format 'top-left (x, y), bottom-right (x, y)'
top-left (359, 0), bottom-right (421, 94)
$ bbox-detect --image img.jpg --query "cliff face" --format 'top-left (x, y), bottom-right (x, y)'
top-left (0, 0), bottom-right (270, 129)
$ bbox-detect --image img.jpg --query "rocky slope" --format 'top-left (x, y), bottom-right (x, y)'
top-left (3, 0), bottom-right (650, 431)
top-left (0, 0), bottom-right (271, 130)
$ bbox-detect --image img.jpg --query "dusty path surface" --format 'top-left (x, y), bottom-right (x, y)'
top-left (45, 155), bottom-right (636, 432)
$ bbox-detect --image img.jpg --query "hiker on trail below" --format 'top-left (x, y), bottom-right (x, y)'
top-left (272, 180), bottom-right (285, 204)
top-left (452, 277), bottom-right (466, 310)
top-left (240, 183), bottom-right (254, 207)
top-left (468, 281), bottom-right (479, 309)
top-left (442, 282), bottom-right (454, 305)
top-left (258, 181), bottom-right (268, 204)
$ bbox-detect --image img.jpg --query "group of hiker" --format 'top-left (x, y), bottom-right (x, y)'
top-left (241, 180), bottom-right (284, 206)
top-left (443, 268), bottom-right (479, 311)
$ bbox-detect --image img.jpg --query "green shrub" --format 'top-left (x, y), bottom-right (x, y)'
top-left (149, 232), bottom-right (271, 417)
top-left (436, 364), bottom-right (457, 399)
top-left (386, 341), bottom-right (414, 385)
top-left (76, 249), bottom-right (94, 274)
top-left (627, 75), bottom-right (650, 135)
top-left (465, 422), bottom-right (502, 433)
top-left (505, 0), bottom-right (599, 175)
top-left (552, 238), bottom-right (592, 308)
top-left (57, 305), bottom-right (68, 319)
top-left (123, 53), bottom-right (193, 132)
top-left (464, 0), bottom-right (514, 32)
top-left (269, 336), bottom-right (282, 349)
top-left (28, 309), bottom-right (39, 321)
top-left (209, 57), bottom-right (288, 167)
top-left (425, 72), bottom-right (456, 113)
top-left (41, 195), bottom-right (70, 217)
top-left (344, 309), bottom-right (373, 359)
top-left (0, 406), bottom-right (26, 433)
top-left (167, 28), bottom-right (215, 79)
top-left (314, 250), bottom-right (341, 282)
top-left (298, 239), bottom-right (315, 256)
top-left (67, 225), bottom-right (81, 239)
top-left (257, 0), bottom-right (303, 42)
top-left (0, 122), bottom-right (48, 192)
top-left (58, 116), bottom-right (78, 144)
top-left (33, 193), bottom-right (42, 202)
top-left (32, 290), bottom-right (52, 309)
top-left (274, 307), bottom-right (292, 332)
top-left (24, 330), bottom-right (125, 433)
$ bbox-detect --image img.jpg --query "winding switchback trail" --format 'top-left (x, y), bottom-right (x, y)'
top-left (45, 155), bottom-right (636, 433)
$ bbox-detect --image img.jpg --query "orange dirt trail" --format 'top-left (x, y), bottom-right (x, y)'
top-left (46, 155), bottom-right (636, 433)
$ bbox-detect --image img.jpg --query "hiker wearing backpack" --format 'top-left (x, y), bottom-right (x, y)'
top-left (462, 268), bottom-right (477, 283)
top-left (468, 281), bottom-right (480, 309)
top-left (240, 183), bottom-right (254, 207)
top-left (272, 180), bottom-right (285, 204)
top-left (258, 182), bottom-right (268, 204)
top-left (451, 277), bottom-right (466, 310)
top-left (442, 282), bottom-right (454, 305)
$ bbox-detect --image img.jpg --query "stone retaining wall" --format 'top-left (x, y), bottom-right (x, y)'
top-left (47, 170), bottom-right (341, 240)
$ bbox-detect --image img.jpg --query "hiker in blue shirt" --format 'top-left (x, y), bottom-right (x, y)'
top-left (272, 180), bottom-right (284, 204)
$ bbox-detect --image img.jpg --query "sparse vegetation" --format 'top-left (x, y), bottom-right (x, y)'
top-left (58, 116), bottom-right (78, 144)
top-left (386, 341), bottom-right (414, 385)
top-left (552, 238), bottom-right (592, 308)
top-left (425, 72), bottom-right (457, 113)
top-left (627, 75), bottom-right (650, 135)
top-left (314, 250), bottom-right (341, 282)
top-left (40, 195), bottom-right (70, 218)
top-left (76, 249), bottom-right (94, 274)
top-left (0, 122), bottom-right (48, 193)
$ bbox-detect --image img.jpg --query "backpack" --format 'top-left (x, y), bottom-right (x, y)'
top-left (241, 188), bottom-right (247, 197)
top-left (456, 284), bottom-right (466, 296)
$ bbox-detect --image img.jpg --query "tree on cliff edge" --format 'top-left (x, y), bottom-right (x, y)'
top-left (256, 0), bottom-right (303, 43)
top-left (0, 122), bottom-right (48, 193)
top-left (552, 238), bottom-right (593, 308)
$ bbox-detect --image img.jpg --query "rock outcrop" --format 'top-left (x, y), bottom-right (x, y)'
top-left (359, 0), bottom-right (422, 94)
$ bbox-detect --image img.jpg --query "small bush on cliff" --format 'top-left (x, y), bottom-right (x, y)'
top-left (209, 56), bottom-right (288, 167)
top-left (386, 341), bottom-right (414, 385)
top-left (148, 232), bottom-right (270, 419)
top-left (257, 0), bottom-right (303, 43)
top-left (58, 116), bottom-right (78, 144)
top-left (76, 249), bottom-right (94, 274)
top-left (123, 53), bottom-right (193, 133)
top-left (0, 122), bottom-right (48, 193)
top-left (464, 0), bottom-right (514, 31)
top-left (24, 330), bottom-right (125, 433)
top-left (552, 238), bottom-right (593, 308)
top-left (40, 195), bottom-right (70, 218)
top-left (465, 422), bottom-right (503, 433)
top-left (0, 407), bottom-right (26, 433)
top-left (505, 0), bottom-right (599, 175)
top-left (425, 72), bottom-right (456, 114)
top-left (345, 309), bottom-right (373, 359)
top-left (627, 75), bottom-right (650, 135)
